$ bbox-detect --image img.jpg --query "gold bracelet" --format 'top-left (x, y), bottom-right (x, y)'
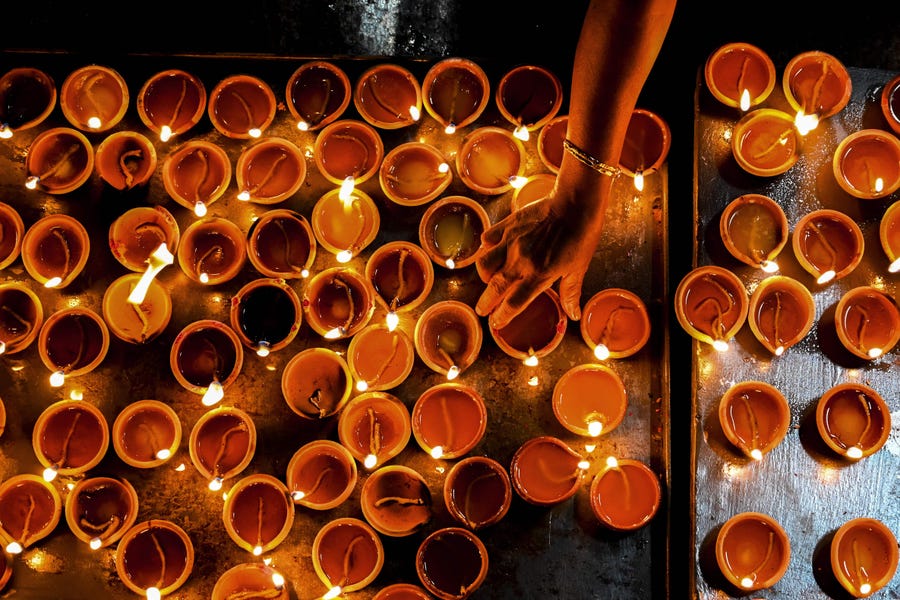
top-left (563, 139), bottom-right (620, 177)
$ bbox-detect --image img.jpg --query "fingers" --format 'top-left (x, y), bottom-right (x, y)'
top-left (475, 271), bottom-right (515, 318)
top-left (558, 271), bottom-right (586, 321)
top-left (475, 242), bottom-right (506, 284)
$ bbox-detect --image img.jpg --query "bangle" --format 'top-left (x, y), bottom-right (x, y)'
top-left (563, 139), bottom-right (620, 177)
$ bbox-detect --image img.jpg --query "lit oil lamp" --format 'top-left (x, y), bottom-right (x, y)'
top-left (552, 363), bottom-right (627, 438)
top-left (815, 382), bottom-right (890, 460)
top-left (246, 208), bottom-right (316, 279)
top-left (229, 277), bottom-right (302, 357)
top-left (715, 512), bottom-right (790, 592)
top-left (177, 217), bottom-right (247, 285)
top-left (235, 137), bottom-right (307, 204)
top-left (881, 73), bottom-right (900, 137)
top-left (443, 456), bottom-right (512, 530)
top-left (421, 57), bottom-right (490, 134)
top-left (313, 119), bottom-right (384, 188)
top-left (286, 439), bottom-right (357, 510)
top-left (373, 583), bottom-right (432, 600)
top-left (834, 286), bottom-right (900, 360)
top-left (33, 399), bottom-right (109, 481)
top-left (879, 199), bottom-right (900, 272)
top-left (509, 436), bottom-right (585, 506)
top-left (418, 195), bottom-right (490, 270)
top-left (310, 187), bottom-right (380, 263)
top-left (791, 208), bottom-right (864, 284)
top-left (208, 74), bottom-right (276, 139)
top-left (311, 517), bottom-right (384, 596)
top-left (281, 347), bottom-right (352, 420)
top-left (302, 267), bottom-right (375, 339)
top-left (95, 131), bottom-right (158, 190)
top-left (37, 307), bottom-right (110, 386)
top-left (286, 60), bottom-right (351, 132)
top-left (703, 42), bottom-right (776, 111)
top-left (718, 380), bottom-right (790, 460)
top-left (782, 50), bottom-right (852, 134)
top-left (456, 126), bottom-right (526, 195)
top-left (830, 517), bottom-right (899, 598)
top-left (136, 69), bottom-right (207, 142)
top-left (169, 319), bottom-right (244, 406)
top-left (746, 275), bottom-right (815, 356)
top-left (222, 473), bottom-right (294, 556)
top-left (379, 141), bottom-right (453, 206)
top-left (0, 281), bottom-right (43, 355)
top-left (415, 527), bottom-right (489, 600)
top-left (0, 67), bottom-right (57, 137)
top-left (674, 265), bottom-right (748, 351)
top-left (24, 127), bottom-right (94, 194)
top-left (347, 324), bottom-right (415, 392)
top-left (580, 287), bottom-right (651, 359)
top-left (490, 288), bottom-right (567, 362)
top-left (162, 139), bottom-right (232, 217)
top-left (590, 457), bottom-right (661, 531)
top-left (112, 399), bottom-right (182, 469)
top-left (108, 205), bottom-right (180, 273)
top-left (719, 193), bottom-right (788, 271)
top-left (832, 128), bottom-right (900, 199)
top-left (619, 108), bottom-right (671, 191)
top-left (366, 240), bottom-right (435, 325)
top-left (211, 563), bottom-right (289, 600)
top-left (414, 300), bottom-right (482, 379)
top-left (65, 476), bottom-right (138, 549)
top-left (354, 63), bottom-right (423, 129)
top-left (102, 273), bottom-right (172, 344)
top-left (22, 214), bottom-right (90, 289)
top-left (59, 64), bottom-right (129, 132)
top-left (359, 464), bottom-right (432, 537)
top-left (188, 406), bottom-right (257, 490)
top-left (115, 519), bottom-right (194, 597)
top-left (511, 173), bottom-right (556, 212)
top-left (0, 474), bottom-right (62, 555)
top-left (731, 108), bottom-right (800, 177)
top-left (411, 382), bottom-right (486, 460)
top-left (337, 391), bottom-right (411, 470)
top-left (537, 114), bottom-right (568, 174)
top-left (0, 201), bottom-right (24, 270)
top-left (495, 64), bottom-right (562, 142)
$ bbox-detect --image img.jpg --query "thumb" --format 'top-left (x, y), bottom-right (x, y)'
top-left (557, 271), bottom-right (585, 321)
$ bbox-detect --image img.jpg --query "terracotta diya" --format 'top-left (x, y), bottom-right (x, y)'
top-left (112, 399), bottom-right (182, 469)
top-left (137, 69), bottom-right (207, 142)
top-left (731, 108), bottom-right (800, 177)
top-left (234, 136), bottom-right (307, 204)
top-left (207, 74), bottom-right (277, 139)
top-left (188, 406), bottom-right (257, 490)
top-left (879, 199), bottom-right (900, 272)
top-left (301, 267), bottom-right (375, 339)
top-left (792, 208), bottom-right (864, 284)
top-left (94, 130), bottom-right (157, 190)
top-left (715, 512), bottom-right (790, 592)
top-left (537, 114), bottom-right (568, 173)
top-left (211, 562), bottom-right (289, 600)
top-left (222, 473), bottom-right (294, 555)
top-left (719, 193), bottom-right (789, 271)
top-left (704, 42), bottom-right (776, 111)
top-left (65, 476), bottom-right (139, 549)
top-left (509, 436), bottom-right (585, 506)
top-left (285, 60), bottom-right (351, 132)
top-left (580, 287), bottom-right (651, 359)
top-left (108, 205), bottom-right (180, 273)
top-left (102, 273), bottom-right (172, 344)
top-left (830, 517), bottom-right (899, 598)
top-left (313, 118), bottom-right (384, 187)
top-left (286, 439), bottom-right (357, 510)
top-left (365, 240), bottom-right (435, 318)
top-left (246, 208), bottom-right (316, 279)
top-left (0, 474), bottom-right (62, 554)
top-left (832, 128), bottom-right (900, 199)
top-left (815, 382), bottom-right (891, 460)
top-left (881, 72), bottom-right (900, 137)
top-left (170, 319), bottom-right (243, 406)
top-left (0, 67), bottom-right (57, 136)
top-left (311, 517), bottom-right (384, 595)
top-left (32, 399), bottom-right (109, 480)
top-left (24, 127), bottom-right (94, 194)
top-left (834, 286), bottom-right (900, 360)
top-left (443, 456), bottom-right (512, 530)
top-left (411, 382), bottom-right (487, 459)
top-left (354, 63), bottom-right (422, 129)
top-left (414, 300), bottom-right (482, 379)
top-left (590, 457), bottom-right (661, 531)
top-left (115, 519), bottom-right (194, 597)
top-left (21, 213), bottom-right (91, 289)
top-left (552, 363), bottom-right (628, 438)
top-left (456, 126), bottom-right (526, 195)
top-left (360, 464), bottom-right (432, 537)
top-left (281, 347), bottom-right (352, 420)
top-left (162, 139), bottom-right (232, 216)
top-left (415, 526), bottom-right (489, 600)
top-left (495, 64), bottom-right (562, 141)
top-left (347, 324), bottom-right (415, 392)
top-left (490, 288), bottom-right (567, 362)
top-left (38, 306), bottom-right (110, 386)
top-left (0, 201), bottom-right (24, 270)
top-left (746, 275), bottom-right (815, 356)
top-left (418, 195), bottom-right (490, 270)
top-left (337, 391), bottom-right (411, 470)
top-left (310, 187), bottom-right (380, 263)
top-left (0, 281), bottom-right (43, 355)
top-left (379, 141), bottom-right (452, 206)
top-left (59, 64), bottom-right (128, 132)
top-left (229, 277), bottom-right (302, 356)
top-left (674, 265), bottom-right (748, 351)
top-left (177, 217), bottom-right (247, 285)
top-left (782, 50), bottom-right (852, 126)
top-left (718, 380), bottom-right (790, 460)
top-left (421, 57), bottom-right (490, 134)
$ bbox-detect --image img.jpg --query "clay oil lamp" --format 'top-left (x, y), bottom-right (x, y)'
top-left (32, 399), bottom-right (109, 481)
top-left (229, 277), bottom-right (302, 357)
top-left (286, 60), bottom-right (351, 132)
top-left (313, 119), bottom-right (384, 190)
top-left (0, 281), bottom-right (43, 355)
top-left (246, 208), bottom-right (316, 279)
top-left (511, 173), bottom-right (556, 212)
top-left (177, 217), bottom-right (247, 285)
top-left (674, 264), bottom-right (748, 351)
top-left (619, 108), bottom-right (671, 191)
top-left (302, 267), bottom-right (375, 340)
top-left (782, 50), bottom-right (852, 134)
top-left (169, 319), bottom-right (244, 406)
top-left (537, 114), bottom-right (568, 174)
top-left (880, 200), bottom-right (900, 272)
top-left (816, 382), bottom-right (890, 460)
top-left (719, 193), bottom-right (789, 272)
top-left (310, 187), bottom-right (380, 263)
top-left (112, 399), bottom-right (182, 469)
top-left (379, 141), bottom-right (452, 206)
top-left (881, 73), bottom-right (900, 137)
top-left (835, 286), bottom-right (900, 360)
top-left (443, 456), bottom-right (511, 530)
top-left (580, 287), bottom-right (650, 360)
top-left (0, 67), bottom-right (56, 137)
top-left (59, 64), bottom-right (128, 132)
top-left (347, 324), bottom-right (415, 392)
top-left (414, 300), bottom-right (482, 379)
top-left (65, 476), bottom-right (138, 549)
top-left (286, 439), bottom-right (357, 510)
top-left (731, 108), bottom-right (800, 177)
top-left (354, 63), bottom-right (422, 129)
top-left (718, 380), bottom-right (790, 460)
top-left (415, 527), bottom-right (488, 600)
top-left (115, 519), bottom-right (194, 598)
top-left (366, 240), bottom-right (434, 326)
top-left (418, 195), bottom-right (490, 270)
top-left (137, 69), bottom-right (207, 142)
top-left (360, 464), bottom-right (432, 537)
top-left (38, 307), bottom-right (110, 387)
top-left (281, 347), bottom-right (352, 420)
top-left (212, 563), bottom-right (289, 600)
top-left (188, 406), bottom-right (256, 491)
top-left (456, 126), bottom-right (527, 195)
top-left (337, 391), bottom-right (411, 470)
top-left (830, 517), bottom-right (899, 598)
top-left (832, 129), bottom-right (900, 199)
top-left (102, 273), bottom-right (172, 344)
top-left (311, 517), bottom-right (384, 596)
top-left (715, 512), bottom-right (790, 593)
top-left (590, 457), bottom-right (661, 531)
top-left (495, 64), bottom-right (562, 142)
top-left (421, 58), bottom-right (490, 134)
top-left (208, 74), bottom-right (276, 139)
top-left (0, 474), bottom-right (62, 555)
top-left (222, 473), bottom-right (293, 556)
top-left (704, 42), bottom-right (776, 111)
top-left (490, 288), bottom-right (567, 363)
top-left (24, 127), bottom-right (93, 194)
top-left (509, 436), bottom-right (586, 506)
top-left (108, 205), bottom-right (180, 273)
top-left (0, 202), bottom-right (24, 270)
top-left (162, 139), bottom-right (232, 217)
top-left (552, 363), bottom-right (627, 438)
top-left (374, 583), bottom-right (432, 600)
top-left (411, 382), bottom-right (486, 460)
top-left (22, 214), bottom-right (90, 289)
top-left (235, 137), bottom-right (307, 204)
top-left (747, 275), bottom-right (815, 356)
top-left (95, 131), bottom-right (157, 190)
top-left (792, 208), bottom-right (864, 284)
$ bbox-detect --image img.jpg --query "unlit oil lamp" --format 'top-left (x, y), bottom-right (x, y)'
top-left (415, 526), bottom-right (488, 600)
top-left (285, 60), bottom-right (351, 132)
top-left (359, 464), bottom-right (432, 537)
top-left (95, 130), bottom-right (157, 190)
top-left (208, 74), bottom-right (276, 139)
top-left (281, 347), bottom-right (352, 420)
top-left (718, 380), bottom-right (790, 460)
top-left (137, 69), bottom-right (207, 142)
top-left (0, 67), bottom-right (57, 137)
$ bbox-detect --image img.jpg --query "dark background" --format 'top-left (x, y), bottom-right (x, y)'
top-left (3, 1), bottom-right (899, 596)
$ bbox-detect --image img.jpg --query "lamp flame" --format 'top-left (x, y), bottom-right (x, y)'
top-left (248, 127), bottom-right (262, 138)
top-left (5, 542), bottom-right (22, 555)
top-left (509, 175), bottom-right (528, 189)
top-left (846, 446), bottom-right (864, 459)
top-left (760, 260), bottom-right (779, 273)
top-left (208, 476), bottom-right (224, 491)
top-left (25, 175), bottom-right (39, 189)
top-left (291, 490), bottom-right (305, 501)
top-left (444, 123), bottom-right (457, 135)
top-left (87, 116), bottom-right (102, 129)
top-left (386, 311), bottom-right (399, 331)
top-left (816, 270), bottom-right (836, 285)
top-left (430, 446), bottom-right (444, 459)
top-left (711, 339), bottom-right (729, 352)
top-left (0, 124), bottom-right (11, 139)
top-left (593, 344), bottom-right (610, 360)
top-left (889, 257), bottom-right (900, 273)
top-left (336, 250), bottom-right (353, 263)
top-left (237, 190), bottom-right (251, 201)
top-left (356, 380), bottom-right (369, 392)
top-left (446, 365), bottom-right (460, 380)
top-left (739, 88), bottom-right (751, 112)
top-left (194, 201), bottom-right (207, 217)
top-left (159, 125), bottom-right (172, 142)
top-left (363, 454), bottom-right (377, 469)
top-left (256, 341), bottom-right (271, 357)
top-left (89, 537), bottom-right (102, 550)
top-left (323, 586), bottom-right (342, 600)
top-left (129, 243), bottom-right (175, 305)
top-left (272, 572), bottom-right (285, 590)
top-left (339, 177), bottom-right (356, 203)
top-left (253, 545), bottom-right (263, 556)
top-left (297, 120), bottom-right (309, 131)
top-left (44, 276), bottom-right (62, 288)
top-left (409, 106), bottom-right (421, 121)
top-left (587, 420), bottom-right (603, 437)
top-left (794, 110), bottom-right (819, 135)
top-left (146, 588), bottom-right (161, 600)
top-left (513, 125), bottom-right (529, 141)
top-left (523, 354), bottom-right (539, 367)
top-left (50, 370), bottom-right (65, 387)
top-left (42, 465), bottom-right (58, 482)
top-left (156, 448), bottom-right (171, 460)
top-left (438, 162), bottom-right (450, 173)
top-left (633, 171), bottom-right (645, 192)
top-left (750, 449), bottom-right (763, 461)
top-left (201, 379), bottom-right (224, 406)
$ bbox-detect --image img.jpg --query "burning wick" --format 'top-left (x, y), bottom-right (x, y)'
top-left (159, 125), bottom-right (173, 143)
top-left (633, 171), bottom-right (645, 192)
top-left (194, 201), bottom-right (207, 217)
top-left (145, 588), bottom-right (161, 600)
top-left (794, 110), bottom-right (819, 136)
top-left (202, 378), bottom-right (225, 406)
top-left (587, 420), bottom-right (604, 437)
top-left (444, 122), bottom-right (457, 135)
top-left (513, 125), bottom-right (529, 141)
top-left (256, 341), bottom-right (271, 357)
top-left (0, 123), bottom-right (11, 139)
top-left (128, 243), bottom-right (174, 304)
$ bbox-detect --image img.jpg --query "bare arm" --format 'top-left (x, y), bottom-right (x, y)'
top-left (475, 0), bottom-right (676, 328)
